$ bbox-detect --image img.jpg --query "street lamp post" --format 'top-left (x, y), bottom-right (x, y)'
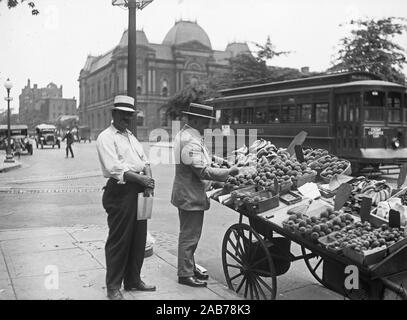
top-left (4, 78), bottom-right (15, 163)
top-left (112, 0), bottom-right (154, 258)
top-left (112, 0), bottom-right (154, 135)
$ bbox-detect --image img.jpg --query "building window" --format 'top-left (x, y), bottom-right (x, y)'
top-left (161, 79), bottom-right (168, 97)
top-left (97, 81), bottom-right (101, 101)
top-left (190, 77), bottom-right (199, 86)
top-left (137, 78), bottom-right (142, 95)
top-left (136, 110), bottom-right (144, 126)
top-left (104, 79), bottom-right (108, 100)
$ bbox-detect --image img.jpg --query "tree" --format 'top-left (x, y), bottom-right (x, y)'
top-left (220, 36), bottom-right (306, 87)
top-left (331, 17), bottom-right (407, 84)
top-left (0, 0), bottom-right (39, 15)
top-left (164, 82), bottom-right (215, 121)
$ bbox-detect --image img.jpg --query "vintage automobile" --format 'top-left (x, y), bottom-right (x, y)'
top-left (0, 124), bottom-right (33, 155)
top-left (77, 125), bottom-right (91, 143)
top-left (35, 124), bottom-right (61, 149)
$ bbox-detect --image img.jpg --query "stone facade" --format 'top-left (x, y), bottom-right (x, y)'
top-left (19, 79), bottom-right (77, 128)
top-left (78, 20), bottom-right (250, 140)
top-left (38, 98), bottom-right (77, 123)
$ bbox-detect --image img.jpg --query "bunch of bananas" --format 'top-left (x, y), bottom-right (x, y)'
top-left (357, 179), bottom-right (392, 206)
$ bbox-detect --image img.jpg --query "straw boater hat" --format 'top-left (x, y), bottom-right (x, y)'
top-left (112, 95), bottom-right (135, 113)
top-left (182, 103), bottom-right (216, 120)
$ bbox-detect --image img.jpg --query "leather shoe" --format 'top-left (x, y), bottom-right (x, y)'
top-left (107, 288), bottom-right (124, 300)
top-left (194, 269), bottom-right (209, 280)
top-left (178, 276), bottom-right (207, 287)
top-left (124, 280), bottom-right (156, 292)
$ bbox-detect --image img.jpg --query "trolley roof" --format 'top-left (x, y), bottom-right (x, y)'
top-left (208, 80), bottom-right (406, 103)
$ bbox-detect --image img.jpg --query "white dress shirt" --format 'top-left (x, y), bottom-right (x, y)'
top-left (96, 124), bottom-right (149, 183)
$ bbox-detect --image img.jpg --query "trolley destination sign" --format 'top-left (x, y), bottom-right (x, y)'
top-left (366, 127), bottom-right (384, 139)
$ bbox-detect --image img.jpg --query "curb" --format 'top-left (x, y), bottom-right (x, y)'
top-left (0, 162), bottom-right (22, 173)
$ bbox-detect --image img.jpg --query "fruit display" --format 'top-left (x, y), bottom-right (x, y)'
top-left (341, 177), bottom-right (393, 216)
top-left (303, 148), bottom-right (330, 166)
top-left (397, 190), bottom-right (407, 205)
top-left (249, 139), bottom-right (277, 155)
top-left (282, 207), bottom-right (355, 242)
top-left (322, 221), bottom-right (406, 255)
top-left (211, 155), bottom-right (231, 169)
top-left (320, 159), bottom-right (351, 182)
top-left (355, 179), bottom-right (392, 206)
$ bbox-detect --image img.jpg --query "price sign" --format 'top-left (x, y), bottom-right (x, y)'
top-left (389, 209), bottom-right (401, 228)
top-left (294, 145), bottom-right (305, 163)
top-left (360, 197), bottom-right (372, 223)
top-left (287, 131), bottom-right (307, 156)
top-left (334, 183), bottom-right (352, 211)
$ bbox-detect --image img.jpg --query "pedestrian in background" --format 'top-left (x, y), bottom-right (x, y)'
top-left (171, 103), bottom-right (239, 288)
top-left (96, 95), bottom-right (156, 300)
top-left (62, 127), bottom-right (75, 158)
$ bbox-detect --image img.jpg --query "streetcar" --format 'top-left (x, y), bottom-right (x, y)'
top-left (206, 71), bottom-right (407, 173)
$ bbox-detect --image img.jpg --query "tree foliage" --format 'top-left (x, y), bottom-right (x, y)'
top-left (331, 17), bottom-right (407, 84)
top-left (1, 0), bottom-right (39, 15)
top-left (220, 36), bottom-right (308, 88)
top-left (164, 83), bottom-right (216, 121)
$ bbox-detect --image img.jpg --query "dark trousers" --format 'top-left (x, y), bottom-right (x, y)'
top-left (177, 209), bottom-right (204, 277)
top-left (66, 144), bottom-right (74, 157)
top-left (102, 178), bottom-right (147, 290)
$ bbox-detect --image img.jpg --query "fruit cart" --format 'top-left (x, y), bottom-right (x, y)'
top-left (220, 195), bottom-right (407, 300)
top-left (212, 140), bottom-right (407, 300)
top-left (219, 191), bottom-right (407, 300)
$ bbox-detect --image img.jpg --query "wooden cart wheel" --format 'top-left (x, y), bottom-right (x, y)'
top-left (222, 223), bottom-right (277, 300)
top-left (301, 246), bottom-right (332, 289)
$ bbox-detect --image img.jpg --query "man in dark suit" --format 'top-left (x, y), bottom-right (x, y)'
top-left (171, 103), bottom-right (239, 287)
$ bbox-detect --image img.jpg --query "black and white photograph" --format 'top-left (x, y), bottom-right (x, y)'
top-left (0, 0), bottom-right (407, 306)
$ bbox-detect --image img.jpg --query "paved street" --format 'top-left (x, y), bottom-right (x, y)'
top-left (0, 141), bottom-right (345, 300)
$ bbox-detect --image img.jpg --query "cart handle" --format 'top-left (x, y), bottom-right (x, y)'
top-left (380, 277), bottom-right (407, 300)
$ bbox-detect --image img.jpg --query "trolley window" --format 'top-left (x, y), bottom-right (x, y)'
top-left (299, 104), bottom-right (312, 123)
top-left (241, 108), bottom-right (254, 124)
top-left (254, 107), bottom-right (267, 124)
top-left (315, 103), bottom-right (329, 123)
top-left (233, 109), bottom-right (241, 124)
top-left (221, 109), bottom-right (232, 124)
top-left (364, 90), bottom-right (385, 122)
top-left (387, 92), bottom-right (402, 123)
top-left (281, 105), bottom-right (296, 123)
top-left (268, 106), bottom-right (280, 123)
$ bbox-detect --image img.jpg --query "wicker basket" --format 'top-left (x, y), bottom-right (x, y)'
top-left (320, 160), bottom-right (352, 184)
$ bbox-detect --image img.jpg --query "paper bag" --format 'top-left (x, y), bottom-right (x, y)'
top-left (137, 193), bottom-right (154, 220)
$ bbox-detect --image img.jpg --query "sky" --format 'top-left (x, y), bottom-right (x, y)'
top-left (0, 0), bottom-right (406, 114)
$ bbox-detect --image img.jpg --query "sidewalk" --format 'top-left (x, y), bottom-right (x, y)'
top-left (0, 156), bottom-right (21, 173)
top-left (0, 225), bottom-right (242, 300)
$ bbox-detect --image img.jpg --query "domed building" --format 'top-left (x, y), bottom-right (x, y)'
top-left (78, 20), bottom-right (251, 140)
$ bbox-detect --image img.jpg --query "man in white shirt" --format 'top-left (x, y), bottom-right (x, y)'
top-left (96, 95), bottom-right (156, 300)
